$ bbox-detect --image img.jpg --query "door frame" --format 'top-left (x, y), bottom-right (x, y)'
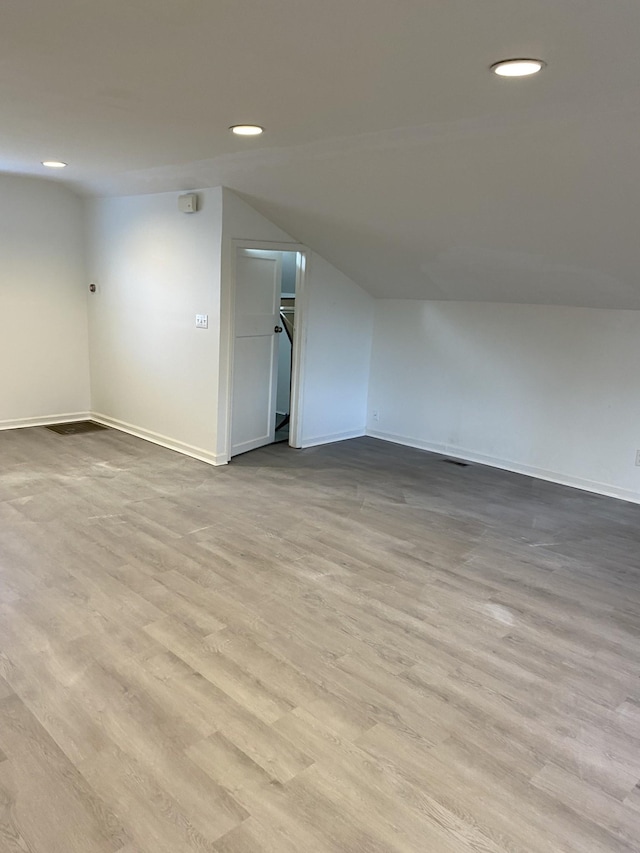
top-left (219, 238), bottom-right (309, 463)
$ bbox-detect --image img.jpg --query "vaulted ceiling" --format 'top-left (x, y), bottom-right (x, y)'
top-left (3, 1), bottom-right (640, 307)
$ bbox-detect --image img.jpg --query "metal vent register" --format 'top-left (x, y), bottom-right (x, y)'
top-left (45, 421), bottom-right (108, 436)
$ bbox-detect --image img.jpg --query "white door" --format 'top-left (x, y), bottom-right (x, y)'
top-left (230, 250), bottom-right (282, 457)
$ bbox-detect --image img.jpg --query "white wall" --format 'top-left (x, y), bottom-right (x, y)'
top-left (281, 251), bottom-right (297, 296)
top-left (87, 188), bottom-right (224, 462)
top-left (219, 189), bottom-right (374, 458)
top-left (5, 176), bottom-right (635, 505)
top-left (298, 253), bottom-right (373, 447)
top-left (367, 300), bottom-right (640, 502)
top-left (87, 186), bottom-right (373, 463)
top-left (0, 175), bottom-right (90, 428)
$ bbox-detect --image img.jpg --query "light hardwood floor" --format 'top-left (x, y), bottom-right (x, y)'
top-left (0, 426), bottom-right (639, 852)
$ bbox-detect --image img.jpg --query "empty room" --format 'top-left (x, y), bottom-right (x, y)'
top-left (1, 2), bottom-right (639, 852)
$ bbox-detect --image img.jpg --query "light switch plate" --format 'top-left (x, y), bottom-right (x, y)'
top-left (195, 314), bottom-right (208, 329)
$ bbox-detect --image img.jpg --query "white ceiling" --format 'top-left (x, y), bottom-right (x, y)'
top-left (3, 0), bottom-right (640, 307)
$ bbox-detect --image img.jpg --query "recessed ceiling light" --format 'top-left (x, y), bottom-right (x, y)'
top-left (229, 125), bottom-right (264, 136)
top-left (491, 59), bottom-right (546, 77)
top-left (41, 160), bottom-right (67, 168)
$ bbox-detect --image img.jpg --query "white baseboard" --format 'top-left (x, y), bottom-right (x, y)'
top-left (300, 427), bottom-right (366, 449)
top-left (91, 413), bottom-right (227, 466)
top-left (366, 428), bottom-right (640, 505)
top-left (0, 412), bottom-right (91, 431)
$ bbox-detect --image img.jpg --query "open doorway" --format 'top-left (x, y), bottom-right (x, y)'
top-left (229, 246), bottom-right (304, 459)
top-left (274, 251), bottom-right (296, 443)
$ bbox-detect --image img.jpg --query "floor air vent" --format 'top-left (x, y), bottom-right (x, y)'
top-left (443, 459), bottom-right (469, 467)
top-left (45, 421), bottom-right (108, 436)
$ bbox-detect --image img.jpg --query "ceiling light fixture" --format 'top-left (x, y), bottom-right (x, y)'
top-left (229, 124), bottom-right (264, 136)
top-left (41, 160), bottom-right (67, 168)
top-left (491, 59), bottom-right (546, 77)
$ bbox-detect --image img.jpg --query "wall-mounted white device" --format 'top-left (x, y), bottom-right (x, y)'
top-left (178, 193), bottom-right (198, 213)
top-left (195, 314), bottom-right (208, 329)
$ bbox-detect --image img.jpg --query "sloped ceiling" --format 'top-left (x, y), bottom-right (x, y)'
top-left (2, 0), bottom-right (640, 307)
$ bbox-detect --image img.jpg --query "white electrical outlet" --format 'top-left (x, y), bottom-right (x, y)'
top-left (372, 409), bottom-right (379, 422)
top-left (195, 314), bottom-right (208, 329)
top-left (636, 450), bottom-right (640, 467)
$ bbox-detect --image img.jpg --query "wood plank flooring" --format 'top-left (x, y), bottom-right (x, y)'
top-left (0, 426), bottom-right (639, 852)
